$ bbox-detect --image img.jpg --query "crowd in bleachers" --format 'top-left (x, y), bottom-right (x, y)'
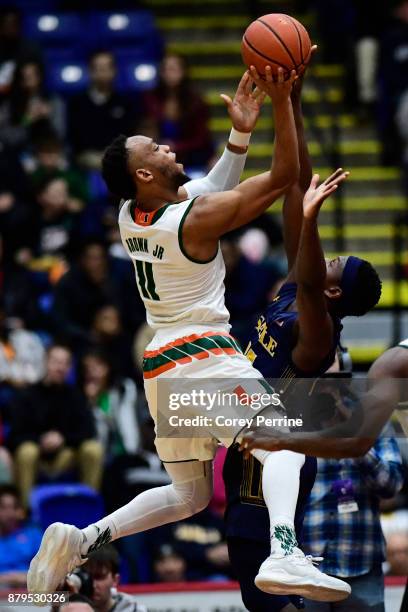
top-left (0, 0), bottom-right (407, 597)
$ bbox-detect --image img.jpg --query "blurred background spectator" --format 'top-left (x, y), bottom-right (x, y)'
top-left (0, 58), bottom-right (65, 152)
top-left (143, 53), bottom-right (214, 172)
top-left (7, 344), bottom-right (103, 508)
top-left (0, 8), bottom-right (41, 98)
top-left (0, 484), bottom-right (42, 587)
top-left (69, 51), bottom-right (139, 171)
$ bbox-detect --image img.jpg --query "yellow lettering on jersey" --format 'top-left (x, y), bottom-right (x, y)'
top-left (244, 341), bottom-right (257, 363)
top-left (256, 316), bottom-right (278, 357)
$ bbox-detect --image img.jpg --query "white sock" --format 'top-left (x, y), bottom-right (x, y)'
top-left (81, 462), bottom-right (213, 557)
top-left (252, 449), bottom-right (305, 557)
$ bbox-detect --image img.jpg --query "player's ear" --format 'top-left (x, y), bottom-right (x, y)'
top-left (135, 168), bottom-right (154, 184)
top-left (324, 285), bottom-right (342, 300)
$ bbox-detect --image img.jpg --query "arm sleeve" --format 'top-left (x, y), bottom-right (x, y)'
top-left (183, 147), bottom-right (247, 197)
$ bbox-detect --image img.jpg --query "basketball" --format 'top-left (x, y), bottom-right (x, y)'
top-left (241, 14), bottom-right (312, 79)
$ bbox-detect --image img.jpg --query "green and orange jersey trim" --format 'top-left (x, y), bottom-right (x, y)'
top-left (143, 331), bottom-right (242, 379)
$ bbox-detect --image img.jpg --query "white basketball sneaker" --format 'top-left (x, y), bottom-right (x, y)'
top-left (27, 522), bottom-right (85, 594)
top-left (255, 548), bottom-right (351, 602)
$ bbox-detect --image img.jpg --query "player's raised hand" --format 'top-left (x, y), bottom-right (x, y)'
top-left (250, 66), bottom-right (297, 105)
top-left (220, 70), bottom-right (266, 133)
top-left (291, 44), bottom-right (318, 102)
top-left (303, 168), bottom-right (349, 219)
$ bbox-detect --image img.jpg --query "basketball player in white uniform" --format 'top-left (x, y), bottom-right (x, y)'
top-left (28, 67), bottom-right (351, 602)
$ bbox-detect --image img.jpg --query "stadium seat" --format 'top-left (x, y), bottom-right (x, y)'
top-left (30, 484), bottom-right (104, 531)
top-left (23, 12), bottom-right (83, 46)
top-left (46, 61), bottom-right (88, 94)
top-left (88, 11), bottom-right (156, 44)
top-left (120, 61), bottom-right (158, 92)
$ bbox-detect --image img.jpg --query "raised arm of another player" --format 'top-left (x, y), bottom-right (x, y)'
top-left (239, 364), bottom-right (400, 459)
top-left (182, 67), bottom-right (299, 262)
top-left (283, 73), bottom-right (313, 274)
top-left (291, 170), bottom-right (349, 372)
top-left (179, 72), bottom-right (266, 199)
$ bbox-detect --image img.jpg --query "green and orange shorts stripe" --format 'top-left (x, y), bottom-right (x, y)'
top-left (143, 332), bottom-right (242, 379)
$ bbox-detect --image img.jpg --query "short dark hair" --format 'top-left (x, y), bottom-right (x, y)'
top-left (340, 259), bottom-right (382, 316)
top-left (89, 50), bottom-right (115, 67)
top-left (66, 593), bottom-right (95, 609)
top-left (101, 135), bottom-right (135, 200)
top-left (0, 484), bottom-right (20, 504)
top-left (47, 343), bottom-right (72, 357)
top-left (84, 544), bottom-right (120, 576)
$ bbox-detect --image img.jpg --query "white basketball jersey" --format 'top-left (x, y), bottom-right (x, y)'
top-left (118, 198), bottom-right (230, 330)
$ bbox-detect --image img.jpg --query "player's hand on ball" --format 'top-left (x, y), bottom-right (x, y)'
top-left (250, 66), bottom-right (297, 104)
top-left (221, 70), bottom-right (266, 133)
top-left (303, 168), bottom-right (349, 219)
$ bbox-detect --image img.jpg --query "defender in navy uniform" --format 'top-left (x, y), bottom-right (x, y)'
top-left (224, 74), bottom-right (382, 612)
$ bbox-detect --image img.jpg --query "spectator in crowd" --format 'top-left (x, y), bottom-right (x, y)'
top-left (69, 51), bottom-right (138, 169)
top-left (0, 171), bottom-right (32, 266)
top-left (8, 344), bottom-right (103, 508)
top-left (79, 349), bottom-right (140, 460)
top-left (0, 236), bottom-right (45, 332)
top-left (0, 299), bottom-right (46, 387)
top-left (52, 240), bottom-right (142, 353)
top-left (381, 510), bottom-right (408, 576)
top-left (221, 231), bottom-right (284, 348)
top-left (0, 59), bottom-right (65, 150)
top-left (28, 134), bottom-right (89, 214)
top-left (90, 305), bottom-right (135, 379)
top-left (0, 9), bottom-right (41, 97)
top-left (78, 348), bottom-right (155, 518)
top-left (0, 484), bottom-right (42, 587)
top-left (143, 53), bottom-right (214, 170)
top-left (378, 0), bottom-right (408, 165)
top-left (19, 176), bottom-right (81, 277)
top-left (61, 594), bottom-right (95, 612)
top-left (303, 433), bottom-right (404, 611)
top-left (147, 507), bottom-right (232, 581)
top-left (152, 544), bottom-right (187, 583)
top-left (84, 545), bottom-right (146, 612)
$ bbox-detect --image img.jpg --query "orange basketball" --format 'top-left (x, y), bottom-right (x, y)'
top-left (241, 14), bottom-right (312, 79)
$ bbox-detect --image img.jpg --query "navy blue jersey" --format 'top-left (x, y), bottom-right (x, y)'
top-left (224, 281), bottom-right (342, 543)
top-left (223, 451), bottom-right (317, 542)
top-left (244, 282), bottom-right (342, 379)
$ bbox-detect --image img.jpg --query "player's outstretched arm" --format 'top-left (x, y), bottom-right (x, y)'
top-left (182, 67), bottom-right (299, 262)
top-left (179, 71), bottom-right (266, 199)
top-left (291, 169), bottom-right (348, 372)
top-left (283, 72), bottom-right (313, 274)
top-left (239, 374), bottom-right (399, 459)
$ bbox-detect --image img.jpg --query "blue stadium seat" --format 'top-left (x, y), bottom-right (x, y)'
top-left (46, 61), bottom-right (88, 94)
top-left (30, 484), bottom-right (104, 531)
top-left (120, 61), bottom-right (158, 92)
top-left (89, 11), bottom-right (156, 44)
top-left (23, 12), bottom-right (83, 46)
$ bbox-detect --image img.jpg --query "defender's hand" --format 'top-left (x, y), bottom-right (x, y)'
top-left (221, 71), bottom-right (266, 133)
top-left (303, 169), bottom-right (349, 220)
top-left (291, 44), bottom-right (318, 104)
top-left (250, 66), bottom-right (297, 105)
top-left (239, 428), bottom-right (286, 458)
